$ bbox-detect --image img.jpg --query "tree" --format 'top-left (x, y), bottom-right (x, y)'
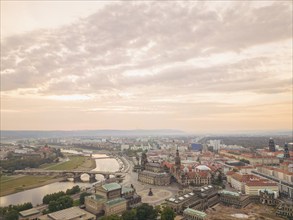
top-left (0, 202), bottom-right (33, 220)
top-left (79, 192), bottom-right (92, 205)
top-left (122, 209), bottom-right (137, 220)
top-left (48, 196), bottom-right (73, 212)
top-left (43, 191), bottom-right (65, 204)
top-left (161, 206), bottom-right (175, 220)
top-left (136, 203), bottom-right (158, 220)
top-left (4, 210), bottom-right (18, 220)
top-left (66, 185), bottom-right (80, 195)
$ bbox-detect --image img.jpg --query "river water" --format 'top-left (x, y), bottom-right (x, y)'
top-left (0, 154), bottom-right (120, 206)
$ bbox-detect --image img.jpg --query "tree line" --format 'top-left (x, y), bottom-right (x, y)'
top-left (0, 202), bottom-right (33, 220)
top-left (42, 185), bottom-right (80, 214)
top-left (100, 203), bottom-right (175, 220)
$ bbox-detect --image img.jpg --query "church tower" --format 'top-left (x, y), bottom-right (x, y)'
top-left (141, 152), bottom-right (148, 170)
top-left (175, 146), bottom-right (181, 172)
top-left (269, 138), bottom-right (276, 152)
top-left (284, 143), bottom-right (290, 159)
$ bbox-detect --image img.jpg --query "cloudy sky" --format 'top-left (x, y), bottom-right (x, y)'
top-left (1, 1), bottom-right (292, 133)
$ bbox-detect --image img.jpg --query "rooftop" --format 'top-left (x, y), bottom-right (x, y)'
top-left (19, 208), bottom-right (40, 217)
top-left (46, 207), bottom-right (95, 220)
top-left (259, 189), bottom-right (275, 194)
top-left (219, 190), bottom-right (240, 197)
top-left (147, 162), bottom-right (162, 167)
top-left (167, 192), bottom-right (195, 204)
top-left (196, 165), bottom-right (211, 171)
top-left (105, 197), bottom-right (126, 207)
top-left (102, 182), bottom-right (121, 191)
top-left (183, 208), bottom-right (207, 218)
top-left (246, 181), bottom-right (277, 187)
top-left (88, 194), bottom-right (106, 201)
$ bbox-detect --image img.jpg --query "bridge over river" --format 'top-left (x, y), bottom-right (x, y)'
top-left (14, 169), bottom-right (125, 182)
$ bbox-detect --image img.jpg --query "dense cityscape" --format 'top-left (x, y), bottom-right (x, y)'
top-left (1, 1), bottom-right (292, 220)
top-left (0, 132), bottom-right (292, 220)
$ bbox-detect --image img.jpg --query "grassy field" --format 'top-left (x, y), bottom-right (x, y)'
top-left (0, 156), bottom-right (96, 196)
top-left (0, 175), bottom-right (56, 196)
top-left (46, 156), bottom-right (95, 170)
top-left (0, 175), bottom-right (15, 182)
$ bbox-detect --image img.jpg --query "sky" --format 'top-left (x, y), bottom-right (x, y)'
top-left (1, 1), bottom-right (292, 133)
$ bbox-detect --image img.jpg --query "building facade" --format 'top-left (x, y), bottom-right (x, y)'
top-left (138, 153), bottom-right (171, 186)
top-left (276, 201), bottom-right (293, 219)
top-left (259, 189), bottom-right (277, 206)
top-left (170, 148), bottom-right (212, 187)
top-left (165, 185), bottom-right (219, 214)
top-left (85, 182), bottom-right (141, 217)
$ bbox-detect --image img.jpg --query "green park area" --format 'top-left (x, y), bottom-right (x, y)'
top-left (0, 175), bottom-right (55, 196)
top-left (0, 156), bottom-right (96, 196)
top-left (45, 155), bottom-right (96, 170)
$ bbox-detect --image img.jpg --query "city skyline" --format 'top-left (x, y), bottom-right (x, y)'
top-left (1, 1), bottom-right (292, 133)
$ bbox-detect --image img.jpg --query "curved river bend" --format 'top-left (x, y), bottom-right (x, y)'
top-left (0, 154), bottom-right (119, 206)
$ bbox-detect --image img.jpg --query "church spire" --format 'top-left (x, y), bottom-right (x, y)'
top-left (175, 145), bottom-right (181, 170)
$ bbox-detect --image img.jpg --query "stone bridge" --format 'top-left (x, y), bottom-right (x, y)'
top-left (14, 169), bottom-right (125, 182)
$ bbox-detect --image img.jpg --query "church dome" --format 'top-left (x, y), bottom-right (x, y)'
top-left (196, 165), bottom-right (211, 171)
top-left (183, 166), bottom-right (189, 173)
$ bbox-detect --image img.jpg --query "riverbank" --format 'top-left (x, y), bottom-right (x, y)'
top-left (0, 156), bottom-right (96, 197)
top-left (0, 175), bottom-right (64, 197)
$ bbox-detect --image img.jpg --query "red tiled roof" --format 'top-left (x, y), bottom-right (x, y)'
top-left (262, 166), bottom-right (293, 175)
top-left (246, 181), bottom-right (277, 187)
top-left (162, 161), bottom-right (173, 169)
top-left (231, 173), bottom-right (262, 183)
top-left (226, 171), bottom-right (235, 176)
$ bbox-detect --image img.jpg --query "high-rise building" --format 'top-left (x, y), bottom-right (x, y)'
top-left (269, 138), bottom-right (276, 152)
top-left (284, 143), bottom-right (290, 159)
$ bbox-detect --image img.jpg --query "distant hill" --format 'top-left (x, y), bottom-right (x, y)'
top-left (0, 129), bottom-right (186, 139)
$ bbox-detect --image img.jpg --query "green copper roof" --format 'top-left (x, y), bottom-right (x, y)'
top-left (219, 190), bottom-right (240, 197)
top-left (122, 187), bottom-right (134, 194)
top-left (87, 194), bottom-right (106, 202)
top-left (184, 208), bottom-right (207, 218)
top-left (259, 189), bottom-right (275, 194)
top-left (102, 182), bottom-right (121, 191)
top-left (105, 197), bottom-right (126, 207)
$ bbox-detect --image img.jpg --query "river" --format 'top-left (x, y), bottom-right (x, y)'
top-left (0, 154), bottom-right (120, 206)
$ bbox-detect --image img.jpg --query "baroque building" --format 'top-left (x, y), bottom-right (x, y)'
top-left (259, 189), bottom-right (277, 206)
top-left (183, 208), bottom-right (207, 220)
top-left (137, 152), bottom-right (171, 186)
top-left (165, 185), bottom-right (219, 214)
top-left (276, 201), bottom-right (293, 219)
top-left (85, 182), bottom-right (141, 217)
top-left (170, 148), bottom-right (212, 187)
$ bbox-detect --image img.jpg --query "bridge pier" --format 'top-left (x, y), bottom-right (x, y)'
top-left (104, 174), bottom-right (110, 180)
top-left (74, 174), bottom-right (82, 182)
top-left (89, 174), bottom-right (96, 183)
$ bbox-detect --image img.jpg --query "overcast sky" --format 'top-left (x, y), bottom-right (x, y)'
top-left (1, 1), bottom-right (292, 133)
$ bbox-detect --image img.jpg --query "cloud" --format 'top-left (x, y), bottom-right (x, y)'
top-left (1, 1), bottom-right (292, 132)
